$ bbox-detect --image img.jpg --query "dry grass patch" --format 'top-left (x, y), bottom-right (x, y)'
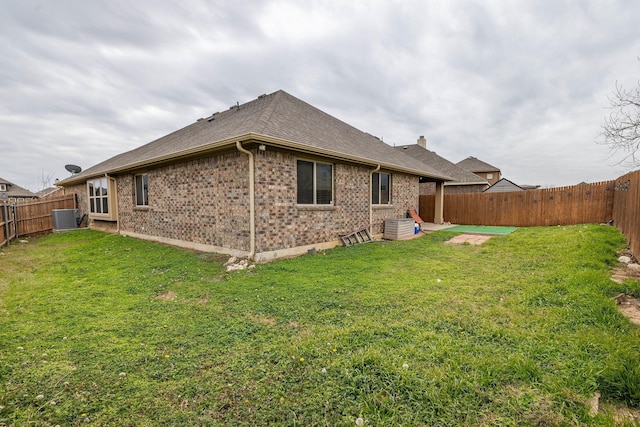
top-left (157, 290), bottom-right (177, 301)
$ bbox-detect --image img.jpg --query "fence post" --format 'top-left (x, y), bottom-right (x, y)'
top-left (13, 204), bottom-right (18, 240)
top-left (2, 203), bottom-right (7, 247)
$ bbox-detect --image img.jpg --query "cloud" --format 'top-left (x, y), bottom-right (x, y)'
top-left (1, 0), bottom-right (639, 190)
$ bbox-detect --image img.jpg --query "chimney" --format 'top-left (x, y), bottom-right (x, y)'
top-left (417, 135), bottom-right (427, 148)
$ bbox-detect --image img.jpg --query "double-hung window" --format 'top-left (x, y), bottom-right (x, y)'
top-left (135, 173), bottom-right (149, 207)
top-left (297, 159), bottom-right (333, 205)
top-left (372, 172), bottom-right (391, 205)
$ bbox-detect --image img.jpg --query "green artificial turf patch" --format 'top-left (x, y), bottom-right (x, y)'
top-left (444, 224), bottom-right (518, 235)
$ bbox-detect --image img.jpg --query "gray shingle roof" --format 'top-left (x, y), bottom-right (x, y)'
top-left (483, 178), bottom-right (524, 193)
top-left (0, 177), bottom-right (37, 198)
top-left (456, 156), bottom-right (501, 173)
top-left (60, 90), bottom-right (452, 185)
top-left (395, 145), bottom-right (487, 185)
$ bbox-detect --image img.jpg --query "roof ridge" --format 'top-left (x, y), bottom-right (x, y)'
top-left (253, 90), bottom-right (283, 133)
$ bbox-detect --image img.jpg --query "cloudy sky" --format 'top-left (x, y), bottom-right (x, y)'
top-left (2, 0), bottom-right (640, 191)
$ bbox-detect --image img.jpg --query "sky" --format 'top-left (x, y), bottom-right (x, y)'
top-left (2, 0), bottom-right (640, 191)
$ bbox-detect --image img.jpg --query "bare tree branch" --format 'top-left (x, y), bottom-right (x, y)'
top-left (599, 76), bottom-right (640, 170)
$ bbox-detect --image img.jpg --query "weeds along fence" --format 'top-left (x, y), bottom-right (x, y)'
top-left (0, 194), bottom-right (76, 247)
top-left (420, 170), bottom-right (640, 256)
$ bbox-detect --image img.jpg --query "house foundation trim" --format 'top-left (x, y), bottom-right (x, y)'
top-left (119, 230), bottom-right (250, 258)
top-left (253, 239), bottom-right (343, 263)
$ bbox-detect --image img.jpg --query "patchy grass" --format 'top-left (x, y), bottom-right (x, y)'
top-left (1, 225), bottom-right (639, 426)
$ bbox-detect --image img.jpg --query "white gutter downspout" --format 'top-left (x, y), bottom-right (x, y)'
top-left (369, 164), bottom-right (381, 234)
top-left (236, 141), bottom-right (255, 260)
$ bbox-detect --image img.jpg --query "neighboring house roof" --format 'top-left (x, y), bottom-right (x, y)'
top-left (456, 156), bottom-right (501, 173)
top-left (520, 184), bottom-right (541, 190)
top-left (59, 90), bottom-right (453, 186)
top-left (483, 178), bottom-right (524, 193)
top-left (395, 145), bottom-right (488, 186)
top-left (0, 176), bottom-right (38, 199)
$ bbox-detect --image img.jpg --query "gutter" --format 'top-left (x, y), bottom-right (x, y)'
top-left (58, 132), bottom-right (454, 187)
top-left (369, 164), bottom-right (381, 233)
top-left (236, 141), bottom-right (255, 261)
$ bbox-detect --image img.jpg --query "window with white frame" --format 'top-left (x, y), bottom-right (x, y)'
top-left (135, 173), bottom-right (149, 207)
top-left (87, 177), bottom-right (117, 220)
top-left (0, 184), bottom-right (6, 192)
top-left (88, 178), bottom-right (110, 215)
top-left (372, 172), bottom-right (391, 205)
top-left (487, 173), bottom-right (494, 179)
top-left (296, 159), bottom-right (333, 205)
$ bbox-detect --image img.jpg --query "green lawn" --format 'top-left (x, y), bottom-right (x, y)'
top-left (1, 225), bottom-right (639, 426)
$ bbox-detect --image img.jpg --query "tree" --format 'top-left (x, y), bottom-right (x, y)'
top-left (37, 170), bottom-right (56, 191)
top-left (600, 78), bottom-right (640, 169)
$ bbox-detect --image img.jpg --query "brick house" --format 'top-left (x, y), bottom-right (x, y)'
top-left (456, 156), bottom-right (501, 186)
top-left (58, 90), bottom-right (452, 261)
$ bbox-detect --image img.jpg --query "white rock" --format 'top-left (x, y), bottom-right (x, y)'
top-left (628, 263), bottom-right (640, 271)
top-left (587, 391), bottom-right (601, 417)
top-left (224, 256), bottom-right (237, 266)
top-left (226, 263), bottom-right (247, 272)
top-left (619, 256), bottom-right (632, 264)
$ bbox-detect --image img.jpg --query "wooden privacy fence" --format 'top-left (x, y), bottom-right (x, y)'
top-left (419, 170), bottom-right (640, 256)
top-left (419, 180), bottom-right (615, 227)
top-left (611, 170), bottom-right (640, 258)
top-left (0, 203), bottom-right (16, 247)
top-left (0, 194), bottom-right (76, 247)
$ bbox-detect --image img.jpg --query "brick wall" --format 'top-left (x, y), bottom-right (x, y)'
top-left (372, 173), bottom-right (419, 234)
top-left (62, 183), bottom-right (88, 217)
top-left (117, 152), bottom-right (251, 252)
top-left (253, 149), bottom-right (372, 252)
top-left (66, 147), bottom-right (421, 257)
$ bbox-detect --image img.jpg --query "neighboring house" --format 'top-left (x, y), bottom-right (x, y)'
top-left (0, 177), bottom-right (38, 203)
top-left (456, 156), bottom-right (501, 186)
top-left (395, 137), bottom-right (488, 194)
top-left (483, 178), bottom-right (524, 193)
top-left (58, 90), bottom-right (452, 261)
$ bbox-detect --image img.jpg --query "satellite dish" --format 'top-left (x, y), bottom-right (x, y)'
top-left (65, 164), bottom-right (82, 175)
